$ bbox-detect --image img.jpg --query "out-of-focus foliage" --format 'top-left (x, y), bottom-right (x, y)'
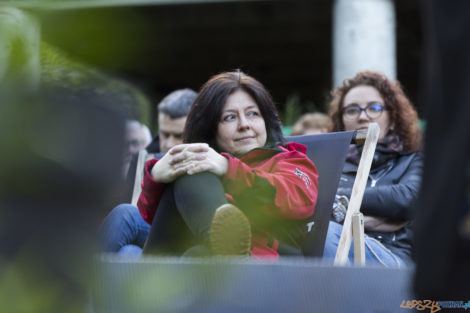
top-left (0, 6), bottom-right (152, 124)
top-left (41, 41), bottom-right (152, 124)
top-left (0, 7), bottom-right (40, 89)
top-left (0, 90), bottom-right (126, 313)
top-left (0, 253), bottom-right (86, 313)
top-left (282, 92), bottom-right (323, 127)
top-left (283, 93), bottom-right (302, 127)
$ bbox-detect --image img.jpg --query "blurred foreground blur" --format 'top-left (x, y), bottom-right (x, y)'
top-left (0, 90), bottom-right (125, 313)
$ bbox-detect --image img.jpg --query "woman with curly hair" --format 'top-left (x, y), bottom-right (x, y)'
top-left (323, 71), bottom-right (423, 267)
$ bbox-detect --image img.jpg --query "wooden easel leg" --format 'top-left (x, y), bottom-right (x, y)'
top-left (352, 212), bottom-right (365, 266)
top-left (334, 123), bottom-right (379, 266)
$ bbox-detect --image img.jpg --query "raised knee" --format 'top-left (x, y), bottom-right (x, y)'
top-left (326, 221), bottom-right (343, 241)
top-left (112, 204), bottom-right (139, 218)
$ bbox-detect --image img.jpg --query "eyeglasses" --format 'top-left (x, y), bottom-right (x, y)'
top-left (341, 103), bottom-right (387, 120)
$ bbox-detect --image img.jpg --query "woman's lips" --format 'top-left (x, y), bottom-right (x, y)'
top-left (235, 136), bottom-right (254, 142)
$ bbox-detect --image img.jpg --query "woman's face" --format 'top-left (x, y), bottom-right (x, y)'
top-left (216, 89), bottom-right (267, 156)
top-left (342, 85), bottom-right (392, 140)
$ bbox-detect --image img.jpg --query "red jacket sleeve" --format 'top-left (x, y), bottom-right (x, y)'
top-left (221, 144), bottom-right (318, 220)
top-left (137, 159), bottom-right (166, 225)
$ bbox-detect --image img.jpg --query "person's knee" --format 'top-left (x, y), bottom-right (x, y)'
top-left (173, 172), bottom-right (224, 200)
top-left (118, 244), bottom-right (143, 256)
top-left (111, 203), bottom-right (139, 219)
top-left (327, 221), bottom-right (343, 239)
top-left (322, 221), bottom-right (344, 258)
top-left (175, 172), bottom-right (219, 187)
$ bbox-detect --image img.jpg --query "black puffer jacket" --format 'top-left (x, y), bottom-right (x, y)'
top-left (336, 151), bottom-right (424, 264)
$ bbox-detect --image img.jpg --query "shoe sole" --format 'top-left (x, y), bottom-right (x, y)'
top-left (210, 204), bottom-right (252, 256)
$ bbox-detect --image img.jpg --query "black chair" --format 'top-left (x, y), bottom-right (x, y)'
top-left (286, 131), bottom-right (355, 257)
top-left (131, 131), bottom-right (355, 257)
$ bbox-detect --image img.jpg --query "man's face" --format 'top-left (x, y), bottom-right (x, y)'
top-left (125, 122), bottom-right (149, 163)
top-left (158, 113), bottom-right (187, 153)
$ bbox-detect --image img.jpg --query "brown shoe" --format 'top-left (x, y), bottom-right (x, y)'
top-left (210, 204), bottom-right (252, 256)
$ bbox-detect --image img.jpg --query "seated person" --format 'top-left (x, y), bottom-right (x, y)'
top-left (124, 88), bottom-right (197, 199)
top-left (291, 112), bottom-right (332, 136)
top-left (145, 88), bottom-right (197, 155)
top-left (99, 89), bottom-right (196, 255)
top-left (322, 71), bottom-right (423, 267)
top-left (135, 70), bottom-right (318, 258)
top-left (122, 120), bottom-right (152, 177)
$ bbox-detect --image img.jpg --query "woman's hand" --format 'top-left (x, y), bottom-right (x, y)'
top-left (170, 144), bottom-right (229, 177)
top-left (151, 143), bottom-right (208, 183)
top-left (151, 143), bottom-right (228, 182)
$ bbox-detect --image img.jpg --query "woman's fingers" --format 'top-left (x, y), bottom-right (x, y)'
top-left (187, 162), bottom-right (212, 176)
top-left (192, 153), bottom-right (208, 161)
top-left (171, 152), bottom-right (207, 166)
top-left (170, 145), bottom-right (209, 165)
top-left (185, 143), bottom-right (209, 153)
top-left (168, 143), bottom-right (209, 164)
top-left (170, 151), bottom-right (190, 164)
top-left (168, 143), bottom-right (209, 155)
top-left (172, 163), bottom-right (194, 177)
top-left (168, 144), bottom-right (187, 155)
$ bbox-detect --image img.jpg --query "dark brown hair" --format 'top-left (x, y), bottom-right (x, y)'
top-left (183, 70), bottom-right (285, 152)
top-left (329, 71), bottom-right (421, 152)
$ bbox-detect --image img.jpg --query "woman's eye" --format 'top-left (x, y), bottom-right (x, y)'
top-left (344, 107), bottom-right (359, 115)
top-left (368, 103), bottom-right (383, 112)
top-left (247, 111), bottom-right (259, 117)
top-left (223, 114), bottom-right (236, 122)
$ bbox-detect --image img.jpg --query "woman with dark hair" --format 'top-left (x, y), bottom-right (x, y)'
top-left (138, 71), bottom-right (318, 258)
top-left (323, 71), bottom-right (423, 267)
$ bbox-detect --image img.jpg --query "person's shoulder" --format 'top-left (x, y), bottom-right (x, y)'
top-left (145, 135), bottom-right (160, 153)
top-left (408, 150), bottom-right (424, 166)
top-left (153, 152), bottom-right (165, 159)
top-left (280, 142), bottom-right (307, 154)
top-left (399, 150), bottom-right (424, 162)
top-left (393, 150), bottom-right (424, 172)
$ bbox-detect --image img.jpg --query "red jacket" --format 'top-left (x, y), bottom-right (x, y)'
top-left (137, 142), bottom-right (318, 259)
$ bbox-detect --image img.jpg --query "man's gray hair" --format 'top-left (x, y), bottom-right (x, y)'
top-left (158, 88), bottom-right (197, 119)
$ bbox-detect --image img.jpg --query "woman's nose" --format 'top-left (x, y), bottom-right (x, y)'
top-left (238, 115), bottom-right (250, 130)
top-left (358, 110), bottom-right (369, 121)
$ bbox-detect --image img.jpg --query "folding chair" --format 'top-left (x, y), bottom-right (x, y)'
top-left (131, 149), bottom-right (154, 206)
top-left (286, 131), bottom-right (355, 257)
top-left (333, 123), bottom-right (380, 266)
top-left (129, 125), bottom-right (377, 261)
top-left (288, 123), bottom-right (379, 263)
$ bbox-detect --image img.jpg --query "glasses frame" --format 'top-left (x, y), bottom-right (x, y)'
top-left (341, 103), bottom-right (388, 120)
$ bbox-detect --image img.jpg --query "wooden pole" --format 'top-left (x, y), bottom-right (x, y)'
top-left (131, 150), bottom-right (149, 206)
top-left (334, 123), bottom-right (379, 266)
top-left (352, 212), bottom-right (365, 266)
